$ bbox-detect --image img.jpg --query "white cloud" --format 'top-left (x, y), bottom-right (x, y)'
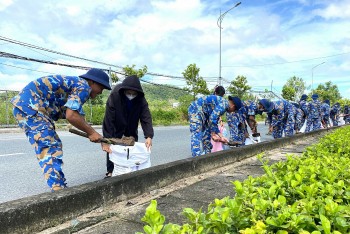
top-left (314, 1), bottom-right (350, 19)
top-left (0, 0), bottom-right (12, 11)
top-left (0, 0), bottom-right (349, 98)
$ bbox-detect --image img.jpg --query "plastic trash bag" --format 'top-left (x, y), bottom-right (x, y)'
top-left (109, 142), bottom-right (151, 176)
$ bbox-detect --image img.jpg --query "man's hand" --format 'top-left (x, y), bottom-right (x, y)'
top-left (88, 132), bottom-right (103, 143)
top-left (219, 136), bottom-right (229, 144)
top-left (211, 133), bottom-right (221, 142)
top-left (145, 137), bottom-right (152, 151)
top-left (101, 142), bottom-right (112, 153)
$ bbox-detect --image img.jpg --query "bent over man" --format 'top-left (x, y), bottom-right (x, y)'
top-left (188, 95), bottom-right (234, 157)
top-left (11, 68), bottom-right (111, 191)
top-left (258, 99), bottom-right (295, 139)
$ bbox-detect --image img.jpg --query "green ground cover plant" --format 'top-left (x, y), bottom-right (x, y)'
top-left (137, 126), bottom-right (350, 234)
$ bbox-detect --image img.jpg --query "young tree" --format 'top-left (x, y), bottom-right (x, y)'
top-left (182, 63), bottom-right (210, 100)
top-left (123, 64), bottom-right (148, 78)
top-left (110, 64), bottom-right (148, 83)
top-left (281, 76), bottom-right (307, 101)
top-left (227, 75), bottom-right (251, 99)
top-left (313, 81), bottom-right (341, 103)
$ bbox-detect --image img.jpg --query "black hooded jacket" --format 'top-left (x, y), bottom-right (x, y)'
top-left (102, 75), bottom-right (154, 141)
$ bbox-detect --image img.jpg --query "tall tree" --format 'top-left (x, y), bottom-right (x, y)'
top-left (182, 63), bottom-right (210, 100)
top-left (313, 81), bottom-right (341, 103)
top-left (281, 76), bottom-right (307, 101)
top-left (227, 75), bottom-right (251, 99)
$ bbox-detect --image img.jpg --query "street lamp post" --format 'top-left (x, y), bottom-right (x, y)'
top-left (217, 2), bottom-right (241, 86)
top-left (311, 62), bottom-right (325, 94)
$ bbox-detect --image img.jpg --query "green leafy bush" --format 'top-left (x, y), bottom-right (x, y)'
top-left (137, 126), bottom-right (350, 234)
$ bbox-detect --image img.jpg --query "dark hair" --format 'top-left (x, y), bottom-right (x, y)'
top-left (214, 86), bottom-right (225, 97)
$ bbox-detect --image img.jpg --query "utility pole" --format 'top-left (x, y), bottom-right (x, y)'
top-left (217, 2), bottom-right (241, 86)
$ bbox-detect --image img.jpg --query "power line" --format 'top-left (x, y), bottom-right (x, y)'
top-left (0, 61), bottom-right (54, 74)
top-left (222, 51), bottom-right (350, 67)
top-left (0, 54), bottom-right (188, 92)
top-left (0, 35), bottom-right (124, 69)
top-left (0, 35), bottom-right (188, 79)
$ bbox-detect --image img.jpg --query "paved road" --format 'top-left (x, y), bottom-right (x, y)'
top-left (0, 124), bottom-right (272, 203)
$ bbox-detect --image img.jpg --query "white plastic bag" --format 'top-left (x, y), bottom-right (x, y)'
top-left (300, 122), bottom-right (306, 133)
top-left (109, 142), bottom-right (151, 176)
top-left (245, 138), bottom-right (254, 145)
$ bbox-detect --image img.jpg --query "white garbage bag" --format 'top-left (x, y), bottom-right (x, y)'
top-left (109, 142), bottom-right (151, 176)
top-left (300, 122), bottom-right (307, 133)
top-left (245, 138), bottom-right (254, 145)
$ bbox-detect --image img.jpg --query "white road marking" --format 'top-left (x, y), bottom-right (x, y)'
top-left (0, 153), bottom-right (25, 157)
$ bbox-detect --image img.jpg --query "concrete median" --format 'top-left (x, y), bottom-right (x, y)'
top-left (0, 127), bottom-right (338, 234)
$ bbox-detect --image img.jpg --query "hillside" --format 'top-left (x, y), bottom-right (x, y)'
top-left (141, 83), bottom-right (189, 101)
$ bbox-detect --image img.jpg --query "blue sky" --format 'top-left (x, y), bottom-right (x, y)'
top-left (0, 0), bottom-right (349, 98)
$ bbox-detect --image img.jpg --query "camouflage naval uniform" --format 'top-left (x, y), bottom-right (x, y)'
top-left (299, 99), bottom-right (308, 129)
top-left (241, 100), bottom-right (259, 133)
top-left (292, 105), bottom-right (303, 133)
top-left (305, 98), bottom-right (322, 132)
top-left (11, 75), bottom-right (91, 191)
top-left (321, 102), bottom-right (330, 127)
top-left (330, 103), bottom-right (341, 126)
top-left (188, 95), bottom-right (228, 157)
top-left (270, 100), bottom-right (295, 139)
top-left (226, 107), bottom-right (246, 146)
top-left (344, 105), bottom-right (350, 124)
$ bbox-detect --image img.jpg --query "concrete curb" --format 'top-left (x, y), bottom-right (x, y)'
top-left (0, 127), bottom-right (339, 234)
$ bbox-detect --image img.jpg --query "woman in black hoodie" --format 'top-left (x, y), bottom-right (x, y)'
top-left (102, 75), bottom-right (154, 178)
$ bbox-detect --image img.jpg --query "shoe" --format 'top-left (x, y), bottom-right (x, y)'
top-left (104, 172), bottom-right (112, 179)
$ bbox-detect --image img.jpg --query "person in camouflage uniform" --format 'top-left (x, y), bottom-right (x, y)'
top-left (241, 100), bottom-right (260, 134)
top-left (258, 99), bottom-right (295, 139)
top-left (226, 96), bottom-right (247, 146)
top-left (299, 94), bottom-right (309, 131)
top-left (11, 68), bottom-right (111, 191)
top-left (291, 102), bottom-right (303, 133)
top-left (321, 99), bottom-right (331, 128)
top-left (305, 93), bottom-right (322, 132)
top-left (343, 105), bottom-right (350, 124)
top-left (330, 102), bottom-right (341, 126)
top-left (188, 95), bottom-right (234, 157)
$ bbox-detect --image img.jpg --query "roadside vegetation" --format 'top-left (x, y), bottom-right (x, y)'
top-left (137, 126), bottom-right (350, 233)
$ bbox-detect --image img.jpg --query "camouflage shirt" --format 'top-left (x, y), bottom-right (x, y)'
top-left (11, 75), bottom-right (91, 121)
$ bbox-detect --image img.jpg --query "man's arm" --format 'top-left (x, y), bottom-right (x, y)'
top-left (66, 108), bottom-right (102, 142)
top-left (102, 92), bottom-right (117, 138)
top-left (140, 98), bottom-right (154, 150)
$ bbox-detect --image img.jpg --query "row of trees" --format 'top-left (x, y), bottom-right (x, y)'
top-left (111, 63), bottom-right (346, 105)
top-left (281, 76), bottom-right (342, 103)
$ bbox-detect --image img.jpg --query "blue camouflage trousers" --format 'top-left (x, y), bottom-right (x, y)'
top-left (272, 117), bottom-right (294, 139)
top-left (330, 116), bottom-right (339, 126)
top-left (13, 107), bottom-right (66, 191)
top-left (188, 105), bottom-right (212, 157)
top-left (295, 111), bottom-right (303, 132)
top-left (226, 112), bottom-right (245, 146)
top-left (305, 118), bottom-right (322, 132)
top-left (345, 116), bottom-right (350, 124)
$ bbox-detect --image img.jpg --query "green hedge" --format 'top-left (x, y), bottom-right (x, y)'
top-left (137, 126), bottom-right (350, 234)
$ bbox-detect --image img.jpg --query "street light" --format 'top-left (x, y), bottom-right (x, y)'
top-left (217, 1), bottom-right (241, 86)
top-left (311, 61), bottom-right (325, 94)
